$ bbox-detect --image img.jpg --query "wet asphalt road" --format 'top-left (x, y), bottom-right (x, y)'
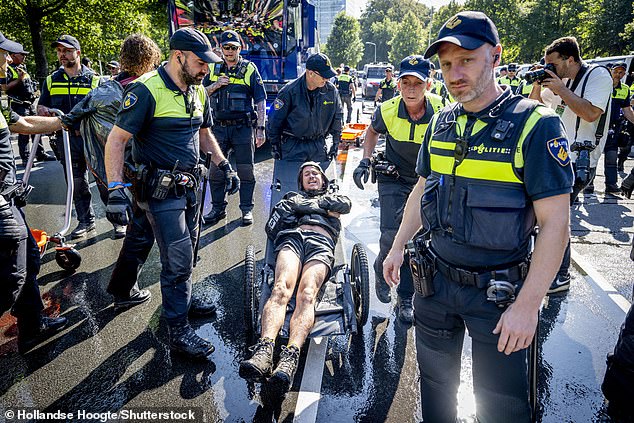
top-left (1, 100), bottom-right (633, 423)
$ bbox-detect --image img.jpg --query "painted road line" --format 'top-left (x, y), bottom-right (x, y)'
top-left (571, 248), bottom-right (630, 314)
top-left (293, 336), bottom-right (328, 423)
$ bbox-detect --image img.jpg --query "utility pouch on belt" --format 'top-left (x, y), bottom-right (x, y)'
top-left (406, 236), bottom-right (436, 297)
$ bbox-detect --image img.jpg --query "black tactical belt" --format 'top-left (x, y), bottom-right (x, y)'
top-left (426, 248), bottom-right (529, 289)
top-left (215, 118), bottom-right (250, 127)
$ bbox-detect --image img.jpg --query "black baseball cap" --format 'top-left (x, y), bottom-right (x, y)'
top-left (507, 63), bottom-right (518, 71)
top-left (611, 62), bottom-right (627, 71)
top-left (306, 53), bottom-right (336, 79)
top-left (424, 11), bottom-right (499, 59)
top-left (107, 60), bottom-right (120, 68)
top-left (399, 55), bottom-right (431, 81)
top-left (51, 35), bottom-right (81, 50)
top-left (0, 32), bottom-right (23, 54)
top-left (170, 28), bottom-right (221, 63)
top-left (220, 30), bottom-right (241, 46)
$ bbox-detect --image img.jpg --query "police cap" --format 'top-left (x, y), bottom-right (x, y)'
top-left (51, 35), bottom-right (81, 51)
top-left (399, 55), bottom-right (431, 81)
top-left (107, 60), bottom-right (120, 68)
top-left (0, 32), bottom-right (24, 54)
top-left (343, 65), bottom-right (350, 72)
top-left (220, 30), bottom-right (241, 46)
top-left (611, 62), bottom-right (627, 71)
top-left (306, 53), bottom-right (336, 79)
top-left (170, 28), bottom-right (221, 63)
top-left (507, 63), bottom-right (518, 71)
top-left (424, 11), bottom-right (499, 59)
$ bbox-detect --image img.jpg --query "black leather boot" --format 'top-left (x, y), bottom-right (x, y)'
top-left (168, 321), bottom-right (214, 359)
top-left (18, 315), bottom-right (68, 353)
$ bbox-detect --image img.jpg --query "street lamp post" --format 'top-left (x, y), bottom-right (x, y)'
top-left (365, 42), bottom-right (376, 64)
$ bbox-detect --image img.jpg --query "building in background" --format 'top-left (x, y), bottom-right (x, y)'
top-left (315, 0), bottom-right (365, 43)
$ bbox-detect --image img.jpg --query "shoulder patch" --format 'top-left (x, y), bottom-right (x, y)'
top-left (273, 98), bottom-right (285, 110)
top-left (546, 137), bottom-right (570, 166)
top-left (122, 92), bottom-right (138, 110)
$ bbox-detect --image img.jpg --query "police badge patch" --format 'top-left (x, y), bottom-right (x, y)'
top-left (546, 137), bottom-right (570, 166)
top-left (273, 98), bottom-right (284, 110)
top-left (123, 92), bottom-right (138, 110)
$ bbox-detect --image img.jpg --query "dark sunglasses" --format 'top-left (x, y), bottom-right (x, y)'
top-left (222, 45), bottom-right (239, 51)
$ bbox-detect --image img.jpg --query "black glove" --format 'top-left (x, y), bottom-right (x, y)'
top-left (219, 159), bottom-right (240, 195)
top-left (106, 188), bottom-right (132, 226)
top-left (622, 174), bottom-right (634, 199)
top-left (353, 158), bottom-right (371, 190)
top-left (328, 143), bottom-right (339, 161)
top-left (0, 200), bottom-right (22, 246)
top-left (352, 96), bottom-right (356, 103)
top-left (271, 142), bottom-right (282, 160)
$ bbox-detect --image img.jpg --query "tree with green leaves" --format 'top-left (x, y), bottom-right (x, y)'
top-left (324, 11), bottom-right (363, 69)
top-left (388, 11), bottom-right (427, 67)
top-left (0, 0), bottom-right (168, 80)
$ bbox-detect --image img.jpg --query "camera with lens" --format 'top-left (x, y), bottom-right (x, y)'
top-left (370, 151), bottom-right (398, 183)
top-left (524, 63), bottom-right (556, 84)
top-left (571, 140), bottom-right (595, 184)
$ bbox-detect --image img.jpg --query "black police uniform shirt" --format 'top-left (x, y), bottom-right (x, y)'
top-left (7, 65), bottom-right (37, 104)
top-left (206, 59), bottom-right (266, 121)
top-left (379, 78), bottom-right (397, 100)
top-left (0, 107), bottom-right (21, 188)
top-left (267, 74), bottom-right (343, 144)
top-left (416, 89), bottom-right (574, 268)
top-left (609, 81), bottom-right (631, 126)
top-left (115, 65), bottom-right (212, 172)
top-left (39, 64), bottom-right (101, 130)
top-left (371, 94), bottom-right (444, 184)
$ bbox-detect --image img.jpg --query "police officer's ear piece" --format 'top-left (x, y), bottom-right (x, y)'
top-left (493, 54), bottom-right (500, 63)
top-left (177, 55), bottom-right (183, 65)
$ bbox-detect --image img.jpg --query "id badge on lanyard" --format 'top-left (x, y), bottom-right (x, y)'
top-left (556, 78), bottom-right (574, 116)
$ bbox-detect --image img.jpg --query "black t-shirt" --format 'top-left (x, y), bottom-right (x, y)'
top-left (0, 107), bottom-right (21, 187)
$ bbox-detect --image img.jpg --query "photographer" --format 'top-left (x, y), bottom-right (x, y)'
top-left (529, 36), bottom-right (612, 294)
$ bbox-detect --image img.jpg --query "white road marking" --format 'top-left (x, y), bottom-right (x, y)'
top-left (293, 336), bottom-right (328, 423)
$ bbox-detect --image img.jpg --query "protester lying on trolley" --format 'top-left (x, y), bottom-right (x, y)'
top-left (239, 161), bottom-right (351, 395)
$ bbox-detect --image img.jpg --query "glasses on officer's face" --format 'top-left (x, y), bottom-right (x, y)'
top-left (222, 45), bottom-right (239, 51)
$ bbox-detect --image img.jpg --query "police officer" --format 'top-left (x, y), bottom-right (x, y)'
top-left (104, 28), bottom-right (240, 360)
top-left (605, 62), bottom-right (634, 178)
top-left (352, 55), bottom-right (445, 323)
top-left (1, 32), bottom-right (68, 352)
top-left (375, 66), bottom-right (397, 103)
top-left (107, 60), bottom-right (120, 77)
top-left (267, 53), bottom-right (343, 163)
top-left (517, 65), bottom-right (537, 98)
top-left (498, 62), bottom-right (521, 94)
top-left (6, 46), bottom-right (55, 163)
top-left (37, 35), bottom-right (101, 239)
top-left (383, 12), bottom-right (573, 422)
top-left (336, 65), bottom-right (356, 123)
top-left (204, 30), bottom-right (266, 226)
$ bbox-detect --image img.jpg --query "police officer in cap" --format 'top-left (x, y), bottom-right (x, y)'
top-left (203, 30), bottom-right (266, 226)
top-left (267, 53), bottom-right (343, 163)
top-left (6, 45), bottom-right (56, 163)
top-left (384, 12), bottom-right (572, 422)
top-left (1, 31), bottom-right (70, 352)
top-left (605, 62), bottom-right (634, 180)
top-left (497, 62), bottom-right (521, 94)
top-left (38, 34), bottom-right (102, 239)
top-left (353, 55), bottom-right (445, 323)
top-left (375, 66), bottom-right (397, 103)
top-left (105, 27), bottom-right (240, 360)
top-left (335, 65), bottom-right (356, 123)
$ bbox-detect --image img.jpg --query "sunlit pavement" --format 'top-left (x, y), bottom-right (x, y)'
top-left (0, 98), bottom-right (632, 422)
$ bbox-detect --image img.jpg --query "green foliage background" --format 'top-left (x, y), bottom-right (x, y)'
top-left (331, 0), bottom-right (634, 70)
top-left (324, 12), bottom-right (364, 68)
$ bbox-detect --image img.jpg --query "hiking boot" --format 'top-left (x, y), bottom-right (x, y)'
top-left (113, 287), bottom-right (151, 311)
top-left (242, 211), bottom-right (253, 226)
top-left (397, 295), bottom-right (414, 324)
top-left (168, 322), bottom-right (214, 359)
top-left (269, 345), bottom-right (300, 395)
top-left (18, 315), bottom-right (68, 353)
top-left (239, 338), bottom-right (275, 382)
top-left (547, 274), bottom-right (571, 295)
top-left (373, 258), bottom-right (391, 303)
top-left (203, 208), bottom-right (226, 226)
top-left (70, 222), bottom-right (96, 239)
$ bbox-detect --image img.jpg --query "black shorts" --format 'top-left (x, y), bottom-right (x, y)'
top-left (275, 228), bottom-right (336, 270)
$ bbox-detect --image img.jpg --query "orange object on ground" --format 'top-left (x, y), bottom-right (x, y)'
top-left (30, 229), bottom-right (48, 256)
